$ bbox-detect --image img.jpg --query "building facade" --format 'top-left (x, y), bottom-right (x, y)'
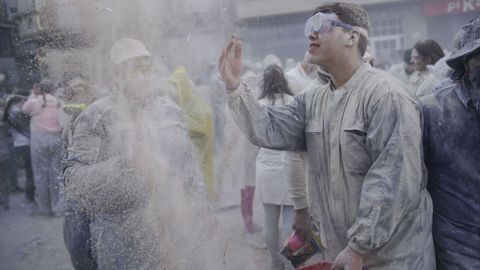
top-left (0, 0), bottom-right (18, 92)
top-left (423, 0), bottom-right (480, 47)
top-left (236, 0), bottom-right (478, 68)
top-left (3, 0), bottom-right (96, 89)
top-left (3, 0), bottom-right (236, 86)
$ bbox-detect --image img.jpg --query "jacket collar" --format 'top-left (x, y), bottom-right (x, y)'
top-left (454, 81), bottom-right (480, 110)
top-left (328, 63), bottom-right (371, 92)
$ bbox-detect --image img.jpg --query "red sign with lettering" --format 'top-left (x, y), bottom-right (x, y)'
top-left (423, 0), bottom-right (480, 16)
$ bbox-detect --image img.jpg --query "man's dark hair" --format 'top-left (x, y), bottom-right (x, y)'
top-left (403, 49), bottom-right (413, 64)
top-left (413, 39), bottom-right (445, 65)
top-left (313, 2), bottom-right (370, 57)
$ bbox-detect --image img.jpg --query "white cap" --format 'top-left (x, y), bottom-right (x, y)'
top-left (110, 37), bottom-right (151, 65)
top-left (262, 54), bottom-right (283, 69)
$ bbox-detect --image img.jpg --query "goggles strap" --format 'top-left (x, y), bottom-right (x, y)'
top-left (306, 12), bottom-right (369, 38)
top-left (351, 26), bottom-right (369, 38)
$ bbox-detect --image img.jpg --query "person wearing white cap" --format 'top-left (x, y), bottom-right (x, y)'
top-left (64, 38), bottom-right (213, 269)
top-left (286, 52), bottom-right (319, 95)
top-left (262, 54), bottom-right (283, 70)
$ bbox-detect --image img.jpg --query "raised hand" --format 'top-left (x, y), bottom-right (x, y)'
top-left (218, 35), bottom-right (243, 91)
top-left (292, 207), bottom-right (312, 242)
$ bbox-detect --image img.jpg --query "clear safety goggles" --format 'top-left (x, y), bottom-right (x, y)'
top-left (304, 12), bottom-right (368, 38)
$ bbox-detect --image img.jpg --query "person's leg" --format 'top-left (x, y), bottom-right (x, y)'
top-left (281, 205), bottom-right (294, 242)
top-left (31, 133), bottom-right (52, 215)
top-left (0, 160), bottom-right (10, 210)
top-left (63, 208), bottom-right (97, 270)
top-left (433, 212), bottom-right (480, 270)
top-left (7, 142), bottom-right (19, 191)
top-left (241, 185), bottom-right (255, 234)
top-left (48, 133), bottom-right (62, 214)
top-left (17, 145), bottom-right (35, 203)
top-left (264, 203), bottom-right (284, 270)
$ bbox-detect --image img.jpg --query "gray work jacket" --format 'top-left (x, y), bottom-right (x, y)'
top-left (228, 63), bottom-right (435, 269)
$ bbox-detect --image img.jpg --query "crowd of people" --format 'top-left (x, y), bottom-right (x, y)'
top-left (0, 1), bottom-right (478, 270)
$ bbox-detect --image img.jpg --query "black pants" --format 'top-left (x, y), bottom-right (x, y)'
top-left (15, 145), bottom-right (35, 202)
top-left (7, 143), bottom-right (18, 190)
top-left (0, 160), bottom-right (10, 209)
top-left (433, 212), bottom-right (480, 270)
top-left (63, 207), bottom-right (97, 270)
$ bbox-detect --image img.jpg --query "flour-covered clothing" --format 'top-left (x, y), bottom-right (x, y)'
top-left (228, 63), bottom-right (435, 269)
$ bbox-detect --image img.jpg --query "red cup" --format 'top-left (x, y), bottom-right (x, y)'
top-left (297, 261), bottom-right (333, 270)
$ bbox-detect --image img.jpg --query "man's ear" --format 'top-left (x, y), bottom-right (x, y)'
top-left (345, 31), bottom-right (359, 47)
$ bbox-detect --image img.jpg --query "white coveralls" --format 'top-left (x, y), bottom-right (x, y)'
top-left (64, 91), bottom-right (212, 270)
top-left (408, 67), bottom-right (440, 97)
top-left (228, 63), bottom-right (435, 269)
top-left (286, 63), bottom-right (318, 95)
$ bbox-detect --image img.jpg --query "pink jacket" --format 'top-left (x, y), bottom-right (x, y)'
top-left (22, 93), bottom-right (62, 133)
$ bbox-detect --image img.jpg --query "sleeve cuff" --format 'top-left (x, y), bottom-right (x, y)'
top-left (348, 239), bottom-right (370, 255)
top-left (227, 82), bottom-right (246, 99)
top-left (293, 197), bottom-right (308, 210)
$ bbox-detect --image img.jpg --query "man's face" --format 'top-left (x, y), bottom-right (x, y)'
top-left (66, 80), bottom-right (91, 103)
top-left (466, 52), bottom-right (480, 90)
top-left (411, 49), bottom-right (428, 72)
top-left (468, 52), bottom-right (480, 71)
top-left (305, 13), bottom-right (359, 68)
top-left (117, 56), bottom-right (154, 101)
top-left (308, 26), bottom-right (346, 67)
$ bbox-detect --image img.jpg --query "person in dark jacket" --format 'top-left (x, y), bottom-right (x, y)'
top-left (421, 18), bottom-right (480, 269)
top-left (4, 92), bottom-right (36, 208)
top-left (59, 76), bottom-right (98, 270)
top-left (0, 100), bottom-right (13, 210)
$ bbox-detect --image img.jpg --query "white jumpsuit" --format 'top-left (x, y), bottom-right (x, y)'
top-left (228, 63), bottom-right (435, 269)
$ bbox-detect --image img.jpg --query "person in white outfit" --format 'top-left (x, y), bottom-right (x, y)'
top-left (388, 49), bottom-right (414, 85)
top-left (286, 52), bottom-right (319, 95)
top-left (409, 39), bottom-right (444, 97)
top-left (256, 64), bottom-right (297, 270)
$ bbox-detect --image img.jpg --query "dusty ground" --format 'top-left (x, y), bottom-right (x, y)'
top-left (0, 172), bottom-right (274, 270)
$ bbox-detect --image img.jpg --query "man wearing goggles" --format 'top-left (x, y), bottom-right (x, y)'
top-left (304, 12), bottom-right (369, 38)
top-left (218, 2), bottom-right (434, 270)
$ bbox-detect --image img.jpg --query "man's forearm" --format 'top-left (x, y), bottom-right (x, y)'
top-left (228, 82), bottom-right (307, 151)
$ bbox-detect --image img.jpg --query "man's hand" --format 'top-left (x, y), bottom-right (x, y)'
top-left (292, 207), bottom-right (311, 242)
top-left (218, 35), bottom-right (243, 91)
top-left (332, 246), bottom-right (363, 270)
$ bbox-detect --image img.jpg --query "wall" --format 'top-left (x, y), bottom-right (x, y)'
top-left (235, 0), bottom-right (410, 19)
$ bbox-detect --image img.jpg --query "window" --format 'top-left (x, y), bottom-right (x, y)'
top-left (371, 18), bottom-right (403, 38)
top-left (369, 17), bottom-right (404, 69)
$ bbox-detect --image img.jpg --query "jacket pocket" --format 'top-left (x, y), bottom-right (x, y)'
top-left (341, 123), bottom-right (371, 175)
